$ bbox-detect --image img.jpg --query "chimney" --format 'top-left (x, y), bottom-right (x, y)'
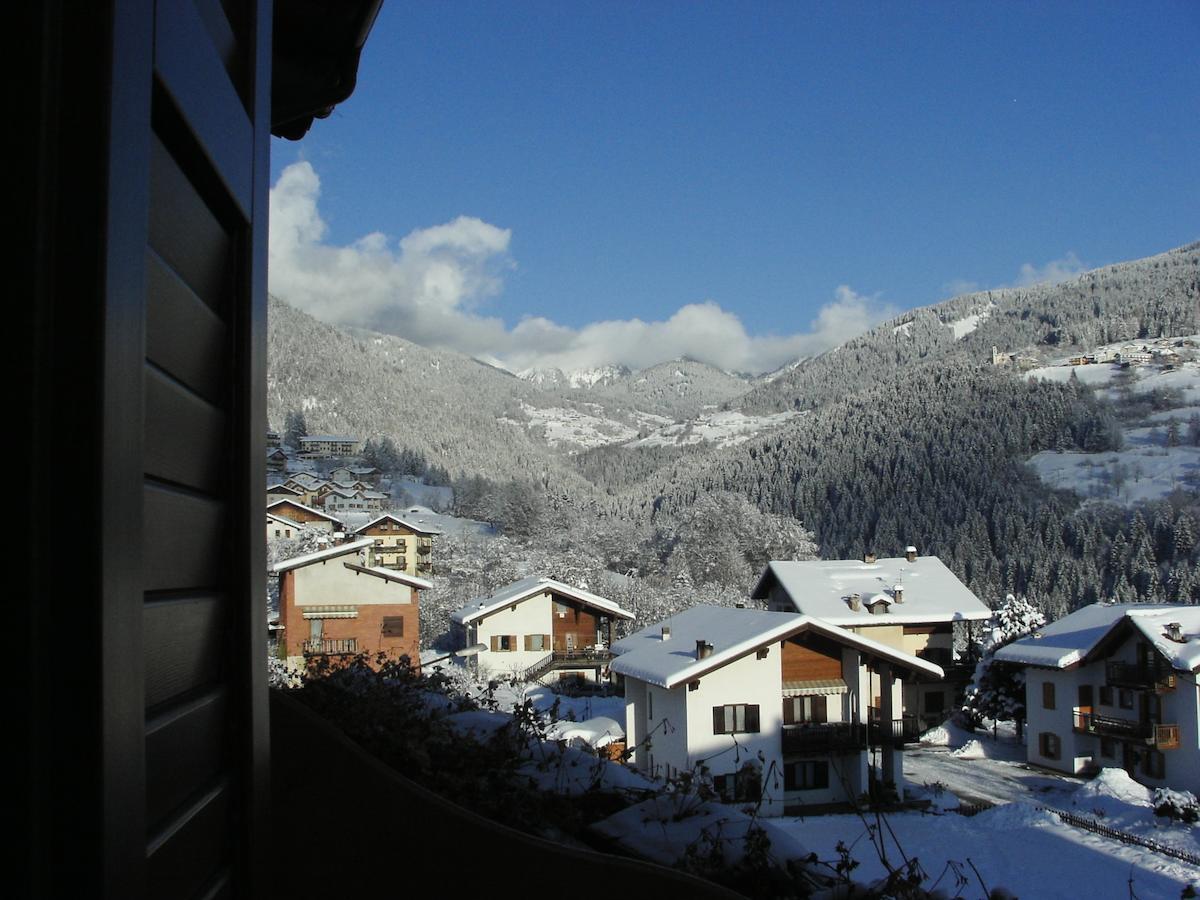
top-left (848, 593), bottom-right (862, 612)
top-left (893, 583), bottom-right (904, 603)
top-left (661, 625), bottom-right (671, 641)
top-left (695, 639), bottom-right (713, 660)
top-left (905, 545), bottom-right (917, 562)
top-left (864, 551), bottom-right (877, 564)
top-left (1165, 622), bottom-right (1184, 642)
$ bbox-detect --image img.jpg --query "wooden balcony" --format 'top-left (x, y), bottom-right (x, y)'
top-left (782, 722), bottom-right (867, 754)
top-left (1154, 724), bottom-right (1181, 750)
top-left (1073, 710), bottom-right (1150, 741)
top-left (1105, 660), bottom-right (1176, 692)
top-left (303, 638), bottom-right (359, 655)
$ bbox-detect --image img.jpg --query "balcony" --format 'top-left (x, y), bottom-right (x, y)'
top-left (303, 638), bottom-right (359, 655)
top-left (1105, 660), bottom-right (1176, 692)
top-left (867, 708), bottom-right (921, 745)
top-left (782, 722), bottom-right (868, 754)
top-left (1073, 712), bottom-right (1181, 749)
top-left (552, 647), bottom-right (614, 664)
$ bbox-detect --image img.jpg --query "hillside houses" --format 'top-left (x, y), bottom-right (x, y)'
top-left (995, 603), bottom-right (1200, 793)
top-left (611, 606), bottom-right (943, 814)
top-left (751, 551), bottom-right (991, 728)
top-left (354, 513), bottom-right (439, 578)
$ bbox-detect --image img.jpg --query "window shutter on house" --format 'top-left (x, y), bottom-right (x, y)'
top-left (746, 705), bottom-right (760, 732)
top-left (490, 635), bottom-right (499, 652)
top-left (381, 616), bottom-right (404, 637)
top-left (813, 695), bottom-right (827, 723)
top-left (713, 706), bottom-right (724, 734)
top-left (783, 698), bottom-right (794, 725)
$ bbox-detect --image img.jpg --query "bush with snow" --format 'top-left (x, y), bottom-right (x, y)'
top-left (1153, 787), bottom-right (1200, 824)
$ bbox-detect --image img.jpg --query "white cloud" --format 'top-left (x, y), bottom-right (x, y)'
top-left (268, 162), bottom-right (896, 375)
top-left (1013, 251), bottom-right (1087, 287)
top-left (941, 278), bottom-right (981, 297)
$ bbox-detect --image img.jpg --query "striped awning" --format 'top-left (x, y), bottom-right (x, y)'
top-left (301, 605), bottom-right (358, 619)
top-left (782, 678), bottom-right (848, 697)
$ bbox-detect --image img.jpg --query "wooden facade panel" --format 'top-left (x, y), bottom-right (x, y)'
top-left (782, 636), bottom-right (843, 681)
top-left (143, 482), bottom-right (225, 591)
top-left (550, 595), bottom-right (603, 652)
top-left (148, 134), bottom-right (231, 314)
top-left (146, 250), bottom-right (228, 403)
top-left (144, 363), bottom-right (226, 492)
top-left (146, 781), bottom-right (230, 900)
top-left (144, 594), bottom-right (225, 710)
top-left (145, 689), bottom-right (228, 828)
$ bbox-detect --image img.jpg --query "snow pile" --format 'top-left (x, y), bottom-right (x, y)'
top-left (518, 742), bottom-right (653, 795)
top-left (920, 724), bottom-right (952, 746)
top-left (950, 739), bottom-right (985, 760)
top-left (1069, 767), bottom-right (1153, 822)
top-left (544, 715), bottom-right (624, 748)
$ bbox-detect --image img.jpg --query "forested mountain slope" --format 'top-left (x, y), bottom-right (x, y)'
top-left (740, 242), bottom-right (1199, 415)
top-left (635, 361), bottom-right (1199, 617)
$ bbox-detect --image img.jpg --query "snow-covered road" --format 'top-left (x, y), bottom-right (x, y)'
top-left (905, 744), bottom-right (1084, 807)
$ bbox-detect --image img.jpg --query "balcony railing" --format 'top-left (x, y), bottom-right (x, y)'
top-left (552, 647), bottom-right (613, 664)
top-left (782, 722), bottom-right (868, 753)
top-left (1073, 710), bottom-right (1151, 741)
top-left (1155, 724), bottom-right (1181, 750)
top-left (867, 708), bottom-right (921, 745)
top-left (303, 638), bottom-right (359, 655)
top-left (1105, 660), bottom-right (1176, 691)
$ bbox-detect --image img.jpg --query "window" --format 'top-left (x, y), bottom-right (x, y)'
top-left (1099, 736), bottom-right (1116, 759)
top-left (381, 616), bottom-right (404, 637)
top-left (647, 690), bottom-right (653, 722)
top-left (1099, 685), bottom-right (1113, 706)
top-left (924, 691), bottom-right (945, 715)
top-left (524, 633), bottom-right (550, 651)
top-left (784, 761), bottom-right (829, 791)
top-left (713, 765), bottom-right (761, 802)
top-left (1042, 682), bottom-right (1056, 710)
top-left (1118, 689), bottom-right (1133, 710)
top-left (491, 634), bottom-right (517, 652)
top-left (1038, 732), bottom-right (1061, 760)
top-left (713, 704), bottom-right (761, 734)
top-left (783, 695), bottom-right (827, 725)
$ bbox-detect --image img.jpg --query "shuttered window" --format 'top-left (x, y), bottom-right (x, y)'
top-left (381, 617), bottom-right (404, 637)
top-left (783, 695), bottom-right (827, 725)
top-left (713, 704), bottom-right (760, 734)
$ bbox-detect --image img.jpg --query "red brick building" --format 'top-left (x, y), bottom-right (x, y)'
top-left (274, 538), bottom-right (431, 669)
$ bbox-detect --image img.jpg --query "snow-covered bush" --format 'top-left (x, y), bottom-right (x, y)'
top-left (1153, 787), bottom-right (1200, 824)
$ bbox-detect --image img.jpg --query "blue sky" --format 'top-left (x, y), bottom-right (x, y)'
top-left (269, 1), bottom-right (1199, 374)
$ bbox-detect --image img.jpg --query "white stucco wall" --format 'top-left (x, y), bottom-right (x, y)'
top-left (293, 557), bottom-right (415, 607)
top-left (472, 590), bottom-right (553, 680)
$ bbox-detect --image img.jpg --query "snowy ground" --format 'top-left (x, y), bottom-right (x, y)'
top-left (518, 401), bottom-right (640, 449)
top-left (629, 409), bottom-right (803, 448)
top-left (1026, 353), bottom-right (1200, 505)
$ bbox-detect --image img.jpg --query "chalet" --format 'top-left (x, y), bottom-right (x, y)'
top-left (298, 434), bottom-right (361, 458)
top-left (267, 430), bottom-right (282, 448)
top-left (354, 513), bottom-right (438, 577)
top-left (331, 465), bottom-right (379, 485)
top-left (611, 606), bottom-right (943, 815)
top-left (995, 603), bottom-right (1200, 793)
top-left (274, 538), bottom-right (431, 671)
top-left (267, 499), bottom-right (340, 534)
top-left (267, 482), bottom-right (304, 505)
top-left (267, 512), bottom-right (301, 542)
top-left (324, 488), bottom-right (388, 514)
top-left (266, 446), bottom-right (288, 472)
top-left (751, 551), bottom-right (991, 728)
top-left (451, 577), bottom-right (635, 684)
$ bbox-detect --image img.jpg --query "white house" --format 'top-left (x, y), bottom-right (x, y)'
top-left (995, 603), bottom-right (1200, 793)
top-left (751, 551), bottom-right (991, 727)
top-left (451, 576), bottom-right (634, 684)
top-left (610, 606), bottom-right (943, 816)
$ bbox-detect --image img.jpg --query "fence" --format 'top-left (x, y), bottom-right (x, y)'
top-left (1039, 806), bottom-right (1200, 867)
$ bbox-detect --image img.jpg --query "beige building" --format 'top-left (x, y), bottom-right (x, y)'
top-left (751, 550), bottom-right (992, 728)
top-left (298, 434), bottom-right (360, 458)
top-left (354, 513), bottom-right (438, 577)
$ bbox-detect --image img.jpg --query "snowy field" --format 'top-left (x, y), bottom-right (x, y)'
top-left (518, 400), bottom-right (640, 449)
top-left (630, 408), bottom-right (803, 448)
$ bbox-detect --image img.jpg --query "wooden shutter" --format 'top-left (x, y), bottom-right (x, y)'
top-left (813, 695), bottom-right (828, 724)
top-left (490, 635), bottom-right (499, 652)
top-left (746, 705), bottom-right (760, 733)
top-left (523, 634), bottom-right (532, 651)
top-left (713, 706), bottom-right (725, 734)
top-left (382, 616), bottom-right (404, 637)
top-left (782, 698), bottom-right (795, 725)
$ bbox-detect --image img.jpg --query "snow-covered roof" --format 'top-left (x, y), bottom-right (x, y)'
top-left (266, 498), bottom-right (338, 522)
top-left (353, 513), bottom-right (441, 535)
top-left (299, 434), bottom-right (358, 443)
top-left (266, 512), bottom-right (298, 527)
top-left (266, 483), bottom-right (300, 494)
top-left (342, 561), bottom-right (432, 590)
top-left (609, 605), bottom-right (942, 689)
top-left (994, 603), bottom-right (1200, 671)
top-left (451, 576), bottom-right (634, 626)
top-left (271, 537), bottom-right (375, 573)
top-left (750, 556), bottom-right (991, 626)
